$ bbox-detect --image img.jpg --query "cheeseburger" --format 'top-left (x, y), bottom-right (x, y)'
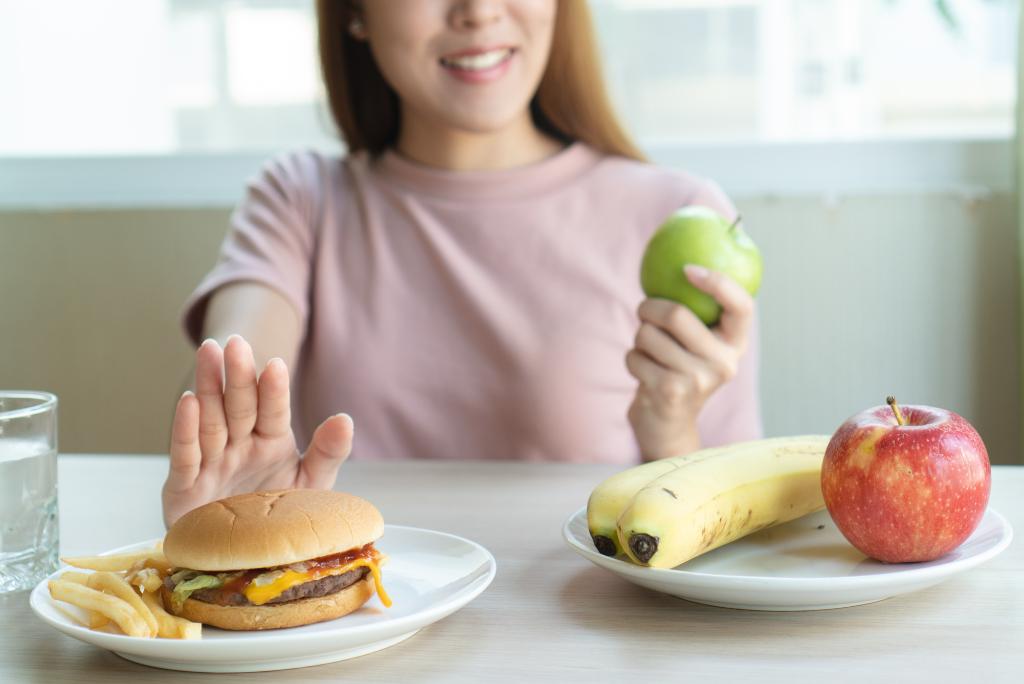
top-left (162, 489), bottom-right (391, 630)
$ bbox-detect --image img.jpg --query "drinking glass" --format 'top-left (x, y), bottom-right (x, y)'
top-left (0, 391), bottom-right (58, 593)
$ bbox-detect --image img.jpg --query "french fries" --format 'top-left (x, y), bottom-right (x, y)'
top-left (54, 571), bottom-right (93, 586)
top-left (53, 572), bottom-right (117, 629)
top-left (61, 548), bottom-right (169, 573)
top-left (47, 545), bottom-right (201, 640)
top-left (141, 590), bottom-right (202, 640)
top-left (127, 567), bottom-right (163, 593)
top-left (86, 572), bottom-right (159, 635)
top-left (48, 581), bottom-right (152, 638)
top-left (89, 610), bottom-right (112, 630)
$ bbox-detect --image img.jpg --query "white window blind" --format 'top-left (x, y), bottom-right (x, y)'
top-left (0, 0), bottom-right (1015, 157)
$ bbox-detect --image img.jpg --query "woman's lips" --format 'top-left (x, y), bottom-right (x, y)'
top-left (439, 47), bottom-right (516, 84)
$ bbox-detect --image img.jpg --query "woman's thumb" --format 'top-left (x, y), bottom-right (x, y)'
top-left (300, 413), bottom-right (354, 488)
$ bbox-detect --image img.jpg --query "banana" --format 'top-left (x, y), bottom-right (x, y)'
top-left (615, 435), bottom-right (831, 568)
top-left (587, 445), bottom-right (731, 556)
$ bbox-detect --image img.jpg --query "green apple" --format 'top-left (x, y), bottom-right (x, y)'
top-left (640, 206), bottom-right (762, 325)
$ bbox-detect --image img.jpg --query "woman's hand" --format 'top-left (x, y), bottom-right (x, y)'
top-left (161, 335), bottom-right (353, 527)
top-left (626, 264), bottom-right (755, 461)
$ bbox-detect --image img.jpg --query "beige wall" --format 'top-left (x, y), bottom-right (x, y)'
top-left (746, 192), bottom-right (1019, 465)
top-left (1, 193), bottom-right (1019, 463)
top-left (0, 208), bottom-right (226, 454)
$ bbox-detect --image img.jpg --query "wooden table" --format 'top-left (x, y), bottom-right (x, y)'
top-left (2, 456), bottom-right (1020, 682)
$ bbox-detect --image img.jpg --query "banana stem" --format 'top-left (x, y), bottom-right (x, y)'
top-left (629, 534), bottom-right (659, 564)
top-left (887, 395), bottom-right (907, 426)
top-left (592, 535), bottom-right (617, 557)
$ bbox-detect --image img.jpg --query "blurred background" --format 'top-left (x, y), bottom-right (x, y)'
top-left (0, 0), bottom-right (1020, 462)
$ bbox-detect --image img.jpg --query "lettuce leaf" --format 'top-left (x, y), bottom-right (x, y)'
top-left (170, 574), bottom-right (223, 611)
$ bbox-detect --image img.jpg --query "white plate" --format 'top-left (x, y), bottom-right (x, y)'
top-left (31, 525), bottom-right (496, 672)
top-left (563, 507), bottom-right (1012, 611)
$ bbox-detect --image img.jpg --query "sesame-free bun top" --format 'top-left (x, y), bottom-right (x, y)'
top-left (163, 489), bottom-right (384, 571)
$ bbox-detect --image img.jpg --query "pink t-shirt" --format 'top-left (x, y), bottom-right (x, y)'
top-left (183, 143), bottom-right (762, 463)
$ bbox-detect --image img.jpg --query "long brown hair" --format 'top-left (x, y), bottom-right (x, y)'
top-left (315, 0), bottom-right (646, 161)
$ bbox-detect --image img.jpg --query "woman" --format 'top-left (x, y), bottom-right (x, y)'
top-left (162, 0), bottom-right (761, 526)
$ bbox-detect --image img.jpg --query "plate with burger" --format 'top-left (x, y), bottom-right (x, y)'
top-left (30, 489), bottom-right (496, 673)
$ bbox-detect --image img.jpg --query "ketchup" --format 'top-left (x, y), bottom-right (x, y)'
top-left (205, 543), bottom-right (378, 604)
top-left (306, 544), bottom-right (377, 570)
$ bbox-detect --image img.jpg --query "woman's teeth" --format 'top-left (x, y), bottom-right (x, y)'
top-left (440, 48), bottom-right (513, 71)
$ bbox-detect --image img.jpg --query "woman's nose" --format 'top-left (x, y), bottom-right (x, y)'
top-left (450, 0), bottom-right (505, 30)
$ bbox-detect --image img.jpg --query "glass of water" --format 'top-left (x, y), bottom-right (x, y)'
top-left (0, 391), bottom-right (58, 593)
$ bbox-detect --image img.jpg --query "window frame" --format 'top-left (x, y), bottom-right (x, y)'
top-left (0, 136), bottom-right (1010, 209)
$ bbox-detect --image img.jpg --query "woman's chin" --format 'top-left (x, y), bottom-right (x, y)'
top-left (430, 103), bottom-right (535, 137)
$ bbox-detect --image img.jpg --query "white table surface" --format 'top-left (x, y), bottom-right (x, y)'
top-left (1, 456), bottom-right (1020, 683)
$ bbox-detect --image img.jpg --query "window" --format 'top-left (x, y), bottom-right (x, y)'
top-left (0, 0), bottom-right (335, 156)
top-left (0, 0), bottom-right (1015, 158)
top-left (0, 0), bottom-right (1015, 206)
top-left (592, 0), bottom-right (1016, 143)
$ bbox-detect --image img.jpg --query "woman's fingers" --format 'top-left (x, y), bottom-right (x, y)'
top-left (625, 349), bottom-right (694, 412)
top-left (299, 413), bottom-right (354, 489)
top-left (682, 264), bottom-right (754, 347)
top-left (629, 295), bottom-right (742, 407)
top-left (194, 339), bottom-right (229, 465)
top-left (633, 321), bottom-right (695, 372)
top-left (255, 358), bottom-right (292, 438)
top-left (223, 335), bottom-right (259, 442)
top-left (625, 349), bottom-right (662, 388)
top-left (636, 299), bottom-right (739, 383)
top-left (166, 391), bottom-right (201, 493)
top-left (637, 299), bottom-right (723, 362)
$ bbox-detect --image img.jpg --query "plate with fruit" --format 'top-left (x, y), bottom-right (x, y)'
top-left (564, 400), bottom-right (1012, 611)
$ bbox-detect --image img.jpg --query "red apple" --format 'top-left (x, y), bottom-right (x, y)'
top-left (821, 397), bottom-right (990, 563)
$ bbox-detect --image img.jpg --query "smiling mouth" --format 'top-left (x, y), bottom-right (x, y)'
top-left (439, 48), bottom-right (515, 72)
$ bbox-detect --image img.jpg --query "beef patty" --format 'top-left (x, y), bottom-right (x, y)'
top-left (168, 567), bottom-right (370, 607)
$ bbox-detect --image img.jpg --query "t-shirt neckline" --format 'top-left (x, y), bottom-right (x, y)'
top-left (372, 142), bottom-right (601, 202)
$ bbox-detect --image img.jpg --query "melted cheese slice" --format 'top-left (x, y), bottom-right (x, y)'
top-left (243, 558), bottom-right (392, 608)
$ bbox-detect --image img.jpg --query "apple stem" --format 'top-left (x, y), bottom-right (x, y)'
top-left (887, 395), bottom-right (907, 426)
top-left (729, 214), bottom-right (742, 233)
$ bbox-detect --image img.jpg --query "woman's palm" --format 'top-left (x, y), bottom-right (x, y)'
top-left (162, 336), bottom-right (353, 527)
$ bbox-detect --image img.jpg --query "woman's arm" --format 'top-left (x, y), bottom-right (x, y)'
top-left (162, 282), bottom-right (353, 528)
top-left (202, 281), bottom-right (303, 370)
top-left (177, 282), bottom-right (303, 395)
